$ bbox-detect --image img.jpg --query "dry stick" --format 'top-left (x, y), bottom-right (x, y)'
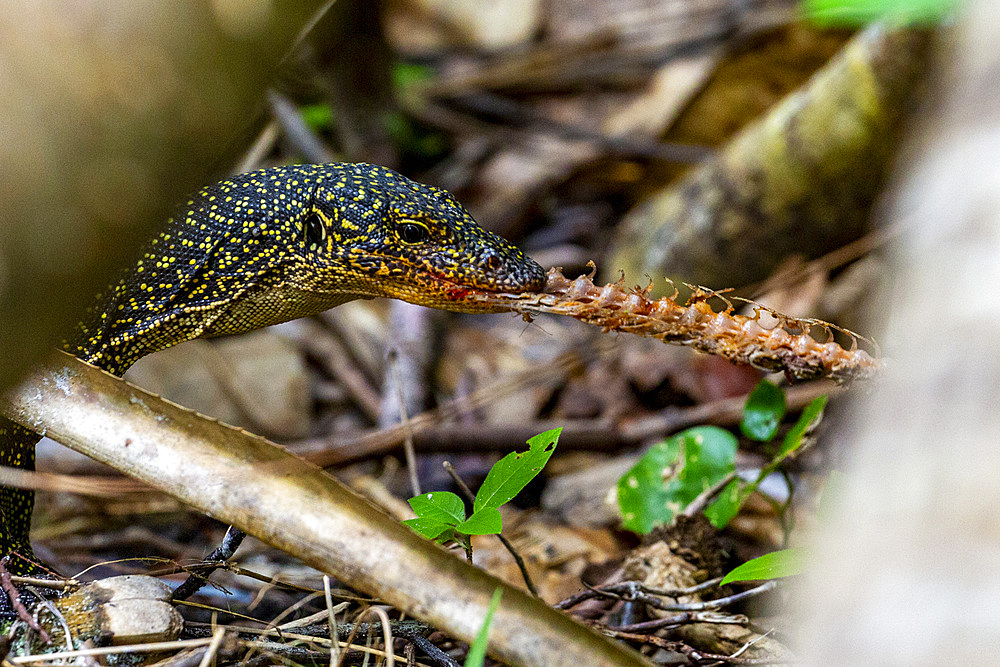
top-left (682, 471), bottom-right (739, 518)
top-left (2, 353), bottom-right (646, 667)
top-left (299, 344), bottom-right (607, 467)
top-left (556, 578), bottom-right (723, 611)
top-left (233, 121), bottom-right (281, 176)
top-left (8, 637), bottom-right (218, 664)
top-left (9, 576), bottom-right (77, 592)
top-left (623, 382), bottom-right (835, 443)
top-left (196, 628), bottom-right (227, 667)
top-left (292, 380), bottom-right (833, 470)
top-left (388, 349), bottom-right (421, 497)
top-left (441, 461), bottom-right (538, 598)
top-left (601, 630), bottom-right (775, 666)
top-left (744, 221), bottom-right (901, 300)
top-left (171, 525), bottom-right (248, 602)
top-left (440, 91), bottom-right (712, 164)
top-left (267, 89), bottom-right (337, 164)
top-left (323, 575), bottom-right (342, 667)
top-left (0, 379), bottom-right (825, 502)
top-left (288, 319), bottom-right (382, 421)
top-left (393, 627), bottom-right (461, 667)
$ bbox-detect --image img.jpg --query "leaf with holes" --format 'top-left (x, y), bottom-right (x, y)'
top-left (618, 426), bottom-right (737, 534)
top-left (473, 428), bottom-right (560, 513)
top-left (704, 478), bottom-right (752, 528)
top-left (404, 491), bottom-right (468, 539)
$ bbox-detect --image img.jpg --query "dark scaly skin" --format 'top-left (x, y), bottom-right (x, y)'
top-left (0, 162), bottom-right (545, 590)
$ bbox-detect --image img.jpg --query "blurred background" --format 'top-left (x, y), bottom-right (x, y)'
top-left (3, 0), bottom-right (991, 664)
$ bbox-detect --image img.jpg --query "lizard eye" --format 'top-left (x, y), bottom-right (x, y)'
top-left (304, 211), bottom-right (327, 248)
top-left (397, 221), bottom-right (430, 245)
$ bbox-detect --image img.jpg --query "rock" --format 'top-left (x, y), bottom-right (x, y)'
top-left (56, 575), bottom-right (183, 646)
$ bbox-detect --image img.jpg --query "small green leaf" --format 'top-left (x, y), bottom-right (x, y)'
top-left (465, 588), bottom-right (503, 667)
top-left (703, 478), bottom-right (751, 528)
top-left (720, 548), bottom-right (806, 585)
top-left (402, 517), bottom-right (453, 540)
top-left (741, 380), bottom-right (786, 442)
top-left (457, 508), bottom-right (503, 535)
top-left (408, 491), bottom-right (466, 525)
top-left (474, 428), bottom-right (560, 513)
top-left (435, 527), bottom-right (458, 545)
top-left (618, 426), bottom-right (737, 534)
top-left (779, 395), bottom-right (828, 458)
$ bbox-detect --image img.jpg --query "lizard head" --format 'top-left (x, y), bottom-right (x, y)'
top-left (299, 163), bottom-right (546, 312)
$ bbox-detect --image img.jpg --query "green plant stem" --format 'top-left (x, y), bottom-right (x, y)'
top-left (442, 462), bottom-right (539, 598)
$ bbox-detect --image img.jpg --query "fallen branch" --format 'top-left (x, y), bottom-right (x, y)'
top-left (1, 353), bottom-right (647, 667)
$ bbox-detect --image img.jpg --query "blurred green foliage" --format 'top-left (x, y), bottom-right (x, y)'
top-left (803, 0), bottom-right (958, 25)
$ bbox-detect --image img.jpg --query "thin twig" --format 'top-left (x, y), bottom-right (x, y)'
top-left (393, 628), bottom-right (462, 667)
top-left (9, 637), bottom-right (217, 663)
top-left (171, 525), bottom-right (246, 602)
top-left (234, 121), bottom-right (280, 175)
top-left (683, 471), bottom-right (739, 517)
top-left (196, 628), bottom-right (226, 667)
top-left (647, 581), bottom-right (778, 613)
top-left (266, 89), bottom-right (337, 164)
top-left (9, 576), bottom-right (77, 591)
top-left (602, 629), bottom-right (780, 665)
top-left (555, 578), bottom-right (723, 610)
top-left (324, 576), bottom-right (342, 667)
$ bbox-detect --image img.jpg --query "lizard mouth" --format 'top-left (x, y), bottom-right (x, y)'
top-left (360, 252), bottom-right (544, 294)
top-left (347, 251), bottom-right (544, 313)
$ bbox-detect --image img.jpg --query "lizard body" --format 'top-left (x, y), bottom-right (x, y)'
top-left (0, 162), bottom-right (544, 583)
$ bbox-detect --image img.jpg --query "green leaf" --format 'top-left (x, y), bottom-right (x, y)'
top-left (802, 0), bottom-right (958, 26)
top-left (474, 428), bottom-right (560, 513)
top-left (435, 527), bottom-right (458, 545)
top-left (741, 380), bottom-right (786, 442)
top-left (617, 426), bottom-right (737, 534)
top-left (704, 478), bottom-right (751, 528)
top-left (402, 517), bottom-right (453, 540)
top-left (720, 548), bottom-right (806, 585)
top-left (457, 508), bottom-right (503, 535)
top-left (779, 395), bottom-right (828, 458)
top-left (465, 588), bottom-right (503, 667)
top-left (408, 491), bottom-right (466, 525)
top-left (705, 395), bottom-right (828, 528)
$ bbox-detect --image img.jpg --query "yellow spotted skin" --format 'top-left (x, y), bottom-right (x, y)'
top-left (0, 163), bottom-right (544, 591)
